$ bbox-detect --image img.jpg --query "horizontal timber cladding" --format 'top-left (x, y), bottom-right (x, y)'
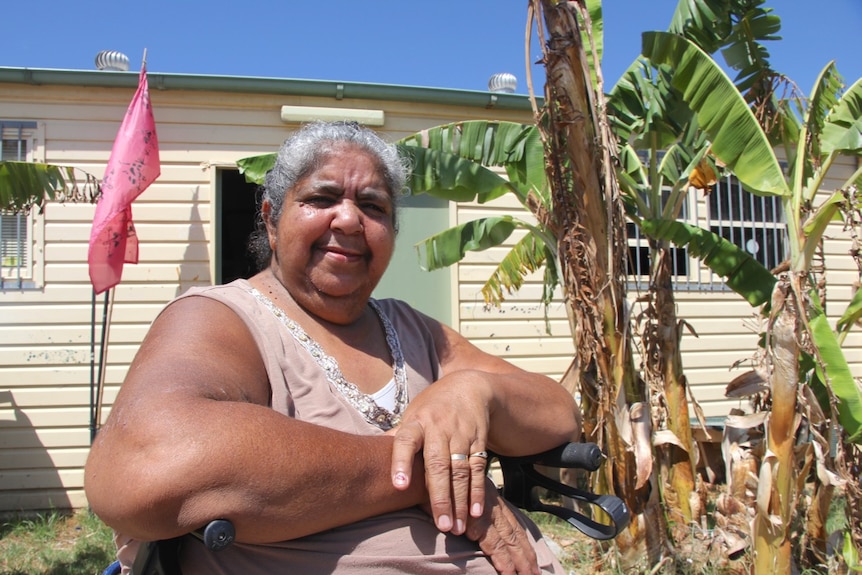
top-left (0, 69), bottom-right (537, 515)
top-left (1, 68), bottom-right (859, 514)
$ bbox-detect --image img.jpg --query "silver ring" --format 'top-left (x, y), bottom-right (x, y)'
top-left (450, 453), bottom-right (468, 461)
top-left (469, 451), bottom-right (488, 459)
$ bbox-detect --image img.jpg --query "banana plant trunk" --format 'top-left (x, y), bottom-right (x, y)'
top-left (753, 275), bottom-right (801, 573)
top-left (646, 245), bottom-right (699, 535)
top-left (535, 0), bottom-right (667, 566)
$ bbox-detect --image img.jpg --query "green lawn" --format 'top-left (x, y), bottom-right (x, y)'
top-left (0, 509), bottom-right (115, 575)
top-left (0, 507), bottom-right (752, 575)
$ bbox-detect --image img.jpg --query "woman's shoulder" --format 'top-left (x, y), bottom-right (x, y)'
top-left (162, 279), bottom-right (263, 328)
top-left (177, 278), bottom-right (253, 301)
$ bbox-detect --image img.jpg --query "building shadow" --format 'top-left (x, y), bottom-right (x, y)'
top-left (175, 186), bottom-right (211, 297)
top-left (0, 390), bottom-right (72, 517)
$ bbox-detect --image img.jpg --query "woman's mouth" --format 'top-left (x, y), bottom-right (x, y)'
top-left (320, 245), bottom-right (365, 263)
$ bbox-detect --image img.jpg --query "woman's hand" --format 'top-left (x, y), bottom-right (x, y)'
top-left (389, 371), bottom-right (493, 535)
top-left (465, 478), bottom-right (541, 575)
top-left (415, 477), bottom-right (540, 575)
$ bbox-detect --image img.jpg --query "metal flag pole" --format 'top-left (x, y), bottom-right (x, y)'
top-left (93, 287), bottom-right (114, 438)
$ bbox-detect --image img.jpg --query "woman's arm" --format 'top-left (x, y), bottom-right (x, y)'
top-left (85, 296), bottom-right (426, 544)
top-left (433, 319), bottom-right (581, 455)
top-left (390, 315), bottom-right (580, 537)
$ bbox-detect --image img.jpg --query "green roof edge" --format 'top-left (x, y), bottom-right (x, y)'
top-left (0, 67), bottom-right (541, 111)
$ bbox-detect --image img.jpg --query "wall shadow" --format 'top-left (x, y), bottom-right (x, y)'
top-left (0, 390), bottom-right (72, 517)
top-left (175, 186), bottom-right (209, 297)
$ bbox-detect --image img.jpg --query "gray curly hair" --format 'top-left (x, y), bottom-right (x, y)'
top-left (248, 121), bottom-right (409, 271)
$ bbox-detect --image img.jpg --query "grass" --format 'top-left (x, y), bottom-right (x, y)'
top-left (0, 508), bottom-right (748, 575)
top-left (0, 509), bottom-right (115, 575)
top-left (5, 511), bottom-right (596, 575)
top-left (0, 504), bottom-right (846, 575)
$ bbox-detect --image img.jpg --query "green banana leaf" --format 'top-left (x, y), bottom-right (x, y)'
top-left (506, 125), bottom-right (547, 207)
top-left (485, 233), bottom-right (560, 333)
top-left (581, 0), bottom-right (604, 88)
top-left (398, 121), bottom-right (544, 204)
top-left (0, 161), bottom-right (100, 213)
top-left (842, 532), bottom-right (862, 571)
top-left (808, 292), bottom-right (862, 443)
top-left (717, 5), bottom-right (781, 92)
top-left (399, 146), bottom-right (516, 203)
top-left (399, 121), bottom-right (536, 168)
top-left (481, 231), bottom-right (552, 306)
top-left (668, 0), bottom-right (730, 54)
top-left (836, 288), bottom-right (862, 337)
top-left (236, 153), bottom-right (277, 185)
top-left (641, 31), bottom-right (790, 197)
top-left (414, 216), bottom-right (518, 271)
top-left (609, 59), bottom-right (693, 152)
top-left (802, 190), bottom-right (844, 249)
top-left (821, 76), bottom-right (862, 156)
top-left (639, 218), bottom-right (776, 306)
top-left (804, 62), bottom-right (843, 161)
top-left (400, 121), bottom-right (557, 315)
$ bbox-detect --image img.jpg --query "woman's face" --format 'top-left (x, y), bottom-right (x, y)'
top-left (265, 142), bottom-right (396, 322)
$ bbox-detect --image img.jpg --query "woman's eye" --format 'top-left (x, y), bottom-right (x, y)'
top-left (305, 196), bottom-right (335, 207)
top-left (362, 203), bottom-right (387, 214)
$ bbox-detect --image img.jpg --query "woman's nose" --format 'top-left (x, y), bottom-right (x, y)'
top-left (331, 201), bottom-right (364, 234)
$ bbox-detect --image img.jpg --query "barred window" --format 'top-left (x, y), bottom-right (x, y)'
top-left (707, 175), bottom-right (785, 272)
top-left (1, 121), bottom-right (38, 288)
top-left (627, 188), bottom-right (690, 281)
top-left (628, 174), bottom-right (786, 292)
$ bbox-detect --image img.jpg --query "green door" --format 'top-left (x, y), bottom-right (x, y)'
top-left (373, 193), bottom-right (451, 325)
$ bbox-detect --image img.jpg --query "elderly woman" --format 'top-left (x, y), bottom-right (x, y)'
top-left (85, 121), bottom-right (580, 575)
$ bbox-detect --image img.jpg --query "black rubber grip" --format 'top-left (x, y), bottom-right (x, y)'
top-left (498, 442), bottom-right (605, 471)
top-left (202, 519), bottom-right (235, 551)
top-left (534, 442), bottom-right (604, 471)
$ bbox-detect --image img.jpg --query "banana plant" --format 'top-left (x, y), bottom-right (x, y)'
top-left (400, 0), bottom-right (790, 548)
top-left (642, 30), bottom-right (862, 572)
top-left (0, 161), bottom-right (100, 213)
top-left (605, 0), bottom-right (789, 540)
top-left (609, 59), bottom-right (715, 537)
top-left (397, 121), bottom-right (560, 311)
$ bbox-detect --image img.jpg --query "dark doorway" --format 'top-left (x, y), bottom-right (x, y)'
top-left (217, 168), bottom-right (259, 284)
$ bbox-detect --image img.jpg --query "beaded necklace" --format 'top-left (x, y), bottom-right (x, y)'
top-left (250, 288), bottom-right (408, 430)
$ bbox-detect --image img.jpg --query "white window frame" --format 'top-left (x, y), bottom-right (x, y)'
top-left (1, 120), bottom-right (46, 289)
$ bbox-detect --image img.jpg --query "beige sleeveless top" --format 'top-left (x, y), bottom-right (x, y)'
top-left (121, 279), bottom-right (563, 575)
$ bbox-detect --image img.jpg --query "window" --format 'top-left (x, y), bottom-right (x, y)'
top-left (627, 173), bottom-right (786, 292)
top-left (707, 175), bottom-right (785, 272)
top-left (1, 121), bottom-right (38, 288)
top-left (627, 187), bottom-right (691, 285)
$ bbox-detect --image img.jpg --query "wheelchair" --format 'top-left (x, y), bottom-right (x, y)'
top-left (102, 442), bottom-right (630, 575)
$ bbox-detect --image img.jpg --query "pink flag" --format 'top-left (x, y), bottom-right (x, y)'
top-left (87, 64), bottom-right (160, 294)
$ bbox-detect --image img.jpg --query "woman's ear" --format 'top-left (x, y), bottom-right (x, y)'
top-left (261, 199), bottom-right (277, 251)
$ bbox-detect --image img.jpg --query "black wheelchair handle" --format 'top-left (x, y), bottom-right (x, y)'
top-left (495, 442), bottom-right (605, 471)
top-left (192, 519), bottom-right (235, 552)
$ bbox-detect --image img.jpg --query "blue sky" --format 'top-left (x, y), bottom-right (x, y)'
top-left (4, 1), bottom-right (860, 96)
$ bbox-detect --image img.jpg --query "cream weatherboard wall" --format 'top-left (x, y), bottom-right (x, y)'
top-left (0, 69), bottom-right (535, 514)
top-left (0, 68), bottom-right (859, 515)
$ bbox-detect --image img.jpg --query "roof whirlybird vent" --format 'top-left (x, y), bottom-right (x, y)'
top-left (95, 50), bottom-right (130, 71)
top-left (488, 72), bottom-right (517, 93)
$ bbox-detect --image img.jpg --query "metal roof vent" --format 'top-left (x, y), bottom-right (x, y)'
top-left (95, 50), bottom-right (130, 71)
top-left (488, 72), bottom-right (517, 93)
